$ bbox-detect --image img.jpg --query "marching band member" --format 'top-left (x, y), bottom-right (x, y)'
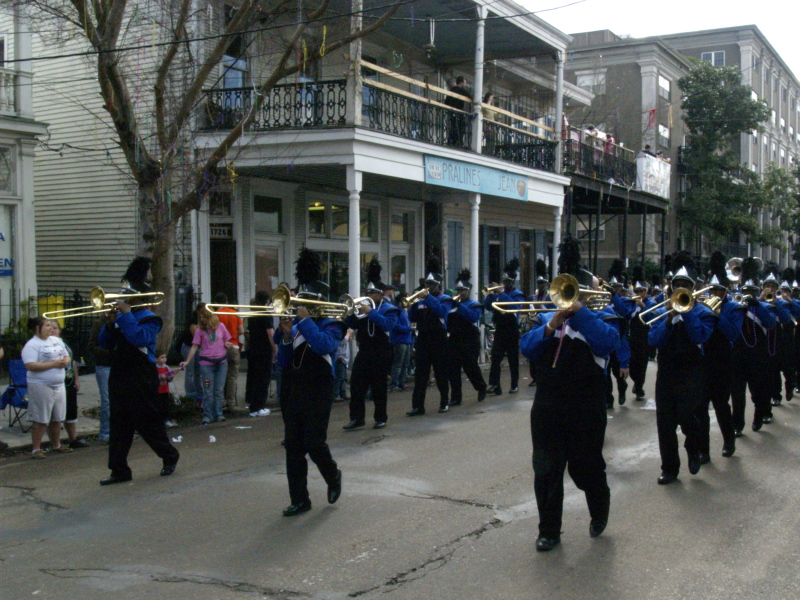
top-left (407, 256), bottom-right (452, 416)
top-left (277, 248), bottom-right (345, 517)
top-left (527, 261), bottom-right (549, 387)
top-left (343, 258), bottom-right (399, 430)
top-left (447, 269), bottom-right (488, 406)
top-left (771, 269), bottom-right (799, 406)
top-left (520, 236), bottom-right (620, 551)
top-left (698, 252), bottom-right (740, 460)
top-left (730, 258), bottom-right (777, 436)
top-left (648, 252), bottom-right (716, 485)
top-left (628, 266), bottom-right (654, 401)
top-left (484, 259), bottom-right (525, 395)
top-left (605, 260), bottom-right (632, 408)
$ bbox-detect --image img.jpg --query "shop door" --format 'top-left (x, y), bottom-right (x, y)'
top-left (254, 245), bottom-right (282, 299)
top-left (210, 239), bottom-right (238, 303)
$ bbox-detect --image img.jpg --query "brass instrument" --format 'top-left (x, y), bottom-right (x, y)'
top-left (763, 291), bottom-right (775, 303)
top-left (492, 273), bottom-right (611, 314)
top-left (207, 286), bottom-right (350, 319)
top-left (638, 286), bottom-right (711, 325)
top-left (42, 286), bottom-right (165, 320)
top-left (399, 288), bottom-right (428, 308)
top-left (726, 257), bottom-right (743, 284)
top-left (339, 294), bottom-right (375, 319)
top-left (481, 283), bottom-right (504, 295)
top-left (700, 295), bottom-right (723, 314)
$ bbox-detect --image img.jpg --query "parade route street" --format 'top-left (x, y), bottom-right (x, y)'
top-left (2, 367), bottom-right (800, 600)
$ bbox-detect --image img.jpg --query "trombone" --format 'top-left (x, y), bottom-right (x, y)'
top-left (492, 274), bottom-right (611, 314)
top-left (481, 283), bottom-right (504, 295)
top-left (207, 286), bottom-right (350, 319)
top-left (338, 294), bottom-right (375, 319)
top-left (42, 286), bottom-right (165, 320)
top-left (638, 286), bottom-right (711, 325)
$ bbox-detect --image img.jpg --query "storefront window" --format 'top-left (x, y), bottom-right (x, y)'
top-left (308, 202), bottom-right (326, 235)
top-left (0, 147), bottom-right (13, 194)
top-left (391, 254), bottom-right (407, 293)
top-left (360, 207), bottom-right (374, 239)
top-left (254, 247), bottom-right (280, 296)
top-left (391, 212), bottom-right (410, 242)
top-left (331, 205), bottom-right (348, 236)
top-left (254, 196), bottom-right (282, 233)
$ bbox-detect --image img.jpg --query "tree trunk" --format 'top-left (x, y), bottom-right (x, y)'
top-left (138, 181), bottom-right (176, 356)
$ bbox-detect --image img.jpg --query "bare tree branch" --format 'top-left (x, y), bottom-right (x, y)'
top-left (155, 0), bottom-right (193, 151)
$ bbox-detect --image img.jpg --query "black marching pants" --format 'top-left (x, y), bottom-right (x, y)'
top-left (770, 325), bottom-right (795, 402)
top-left (108, 398), bottom-right (179, 478)
top-left (531, 393), bottom-right (610, 539)
top-left (731, 346), bottom-right (772, 431)
top-left (412, 333), bottom-right (450, 410)
top-left (282, 372), bottom-right (339, 505)
top-left (605, 352), bottom-right (628, 407)
top-left (489, 328), bottom-right (520, 389)
top-left (448, 336), bottom-right (486, 404)
top-left (655, 367), bottom-right (703, 475)
top-left (349, 345), bottom-right (393, 423)
top-left (628, 323), bottom-right (649, 396)
top-left (245, 351), bottom-right (272, 413)
top-left (698, 366), bottom-right (735, 454)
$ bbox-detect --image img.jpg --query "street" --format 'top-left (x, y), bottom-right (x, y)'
top-left (2, 363), bottom-right (800, 600)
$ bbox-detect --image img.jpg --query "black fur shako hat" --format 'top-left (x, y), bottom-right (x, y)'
top-left (455, 268), bottom-right (472, 290)
top-left (781, 267), bottom-right (795, 290)
top-left (740, 257), bottom-right (761, 292)
top-left (707, 250), bottom-right (730, 290)
top-left (670, 250), bottom-right (696, 287)
top-left (558, 235), bottom-right (593, 287)
top-left (365, 257), bottom-right (384, 293)
top-left (501, 257), bottom-right (520, 283)
top-left (424, 253), bottom-right (443, 286)
top-left (631, 265), bottom-right (648, 291)
top-left (535, 259), bottom-right (547, 284)
top-left (761, 261), bottom-right (780, 286)
top-left (295, 246), bottom-right (328, 300)
top-left (607, 259), bottom-right (627, 287)
top-left (121, 257), bottom-right (152, 294)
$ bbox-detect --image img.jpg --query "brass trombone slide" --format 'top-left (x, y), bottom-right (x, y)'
top-left (42, 286), bottom-right (165, 320)
top-left (481, 283), bottom-right (504, 295)
top-left (638, 286), bottom-right (712, 325)
top-left (492, 274), bottom-right (611, 314)
top-left (207, 286), bottom-right (350, 319)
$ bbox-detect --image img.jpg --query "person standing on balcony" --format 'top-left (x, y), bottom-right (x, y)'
top-left (445, 76), bottom-right (472, 147)
top-left (482, 92), bottom-right (497, 153)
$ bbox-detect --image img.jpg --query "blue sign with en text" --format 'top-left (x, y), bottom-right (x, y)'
top-left (0, 257), bottom-right (12, 277)
top-left (424, 155), bottom-right (528, 200)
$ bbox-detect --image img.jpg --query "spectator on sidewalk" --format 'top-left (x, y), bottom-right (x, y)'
top-left (21, 316), bottom-right (72, 459)
top-left (178, 307), bottom-right (201, 401)
top-left (49, 321), bottom-right (88, 449)
top-left (333, 330), bottom-right (352, 402)
top-left (244, 291), bottom-right (276, 417)
top-left (390, 297), bottom-right (413, 391)
top-left (88, 314), bottom-right (112, 443)
top-left (156, 353), bottom-right (177, 428)
top-left (215, 293), bottom-right (244, 413)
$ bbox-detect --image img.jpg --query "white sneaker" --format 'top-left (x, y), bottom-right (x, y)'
top-left (249, 411), bottom-right (260, 417)
top-left (258, 408), bottom-right (271, 416)
top-left (164, 420), bottom-right (178, 428)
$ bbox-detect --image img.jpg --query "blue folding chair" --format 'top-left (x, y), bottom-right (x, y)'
top-left (0, 359), bottom-right (30, 433)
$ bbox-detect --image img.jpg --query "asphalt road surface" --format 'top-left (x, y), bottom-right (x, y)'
top-left (2, 367), bottom-right (800, 600)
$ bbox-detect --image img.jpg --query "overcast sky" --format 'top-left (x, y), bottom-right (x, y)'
top-left (529, 0), bottom-right (799, 79)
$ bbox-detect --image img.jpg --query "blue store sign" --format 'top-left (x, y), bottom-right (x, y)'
top-left (424, 155), bottom-right (528, 200)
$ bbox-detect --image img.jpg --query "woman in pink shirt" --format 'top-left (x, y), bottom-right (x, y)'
top-left (180, 309), bottom-right (233, 424)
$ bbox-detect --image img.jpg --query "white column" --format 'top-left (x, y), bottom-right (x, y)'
top-left (552, 205), bottom-right (562, 275)
top-left (554, 50), bottom-right (565, 174)
top-left (17, 139), bottom-right (38, 296)
top-left (469, 193), bottom-right (480, 299)
top-left (639, 61), bottom-right (658, 150)
top-left (13, 5), bottom-right (34, 119)
top-left (470, 6), bottom-right (487, 153)
top-left (198, 199), bottom-right (211, 302)
top-left (190, 209), bottom-right (199, 295)
top-left (346, 0), bottom-right (363, 126)
top-left (347, 165), bottom-right (362, 297)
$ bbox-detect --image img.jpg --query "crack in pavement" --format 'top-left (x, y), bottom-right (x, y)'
top-left (348, 518), bottom-right (506, 597)
top-left (398, 492), bottom-right (507, 511)
top-left (1, 485), bottom-right (68, 511)
top-left (41, 567), bottom-right (310, 598)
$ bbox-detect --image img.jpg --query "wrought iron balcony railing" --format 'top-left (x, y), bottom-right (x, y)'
top-left (562, 138), bottom-right (636, 187)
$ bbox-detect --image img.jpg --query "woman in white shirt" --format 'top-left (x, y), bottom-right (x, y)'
top-left (21, 316), bottom-right (72, 458)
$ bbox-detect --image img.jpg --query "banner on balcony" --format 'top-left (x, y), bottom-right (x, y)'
top-left (424, 155), bottom-right (528, 200)
top-left (635, 156), bottom-right (671, 199)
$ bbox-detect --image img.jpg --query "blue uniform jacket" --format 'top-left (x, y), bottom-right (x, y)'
top-left (408, 292), bottom-right (451, 330)
top-left (345, 299), bottom-right (399, 333)
top-left (98, 309), bottom-right (160, 363)
top-left (450, 298), bottom-right (483, 324)
top-left (648, 303), bottom-right (716, 349)
top-left (276, 317), bottom-right (344, 374)
top-left (485, 288), bottom-right (525, 323)
top-left (390, 309), bottom-right (413, 345)
top-left (774, 298), bottom-right (796, 324)
top-left (520, 306), bottom-right (620, 366)
top-left (745, 300), bottom-right (778, 331)
top-left (611, 294), bottom-right (636, 320)
top-left (716, 300), bottom-right (744, 344)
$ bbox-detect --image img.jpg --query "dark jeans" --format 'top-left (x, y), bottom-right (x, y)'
top-left (412, 334), bottom-right (450, 410)
top-left (655, 367), bottom-right (703, 475)
top-left (531, 397), bottom-right (610, 539)
top-left (448, 338), bottom-right (486, 403)
top-left (282, 373), bottom-right (338, 505)
top-left (349, 346), bottom-right (392, 423)
top-left (245, 351), bottom-right (272, 412)
top-left (333, 361), bottom-right (348, 399)
top-left (489, 328), bottom-right (520, 389)
top-left (390, 343), bottom-right (411, 388)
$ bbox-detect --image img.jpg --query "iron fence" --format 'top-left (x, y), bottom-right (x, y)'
top-left (485, 121), bottom-right (556, 171)
top-left (563, 139), bottom-right (637, 187)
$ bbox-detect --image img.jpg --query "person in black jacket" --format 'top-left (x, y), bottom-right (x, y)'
top-left (484, 259), bottom-right (525, 395)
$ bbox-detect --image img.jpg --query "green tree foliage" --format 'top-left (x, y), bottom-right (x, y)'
top-left (678, 60), bottom-right (776, 245)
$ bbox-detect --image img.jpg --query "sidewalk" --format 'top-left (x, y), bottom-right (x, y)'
top-left (0, 366), bottom-right (256, 451)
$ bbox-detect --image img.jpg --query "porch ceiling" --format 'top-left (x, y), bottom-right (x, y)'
top-left (569, 174), bottom-right (668, 216)
top-left (357, 0), bottom-right (559, 62)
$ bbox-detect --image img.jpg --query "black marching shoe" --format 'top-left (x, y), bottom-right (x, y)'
top-left (406, 407), bottom-right (425, 417)
top-left (100, 474), bottom-right (132, 486)
top-left (373, 421), bottom-right (386, 429)
top-left (771, 398), bottom-right (781, 406)
top-left (722, 443), bottom-right (735, 458)
top-left (752, 417), bottom-right (763, 431)
top-left (733, 428), bottom-right (743, 438)
top-left (688, 453), bottom-right (701, 475)
top-left (343, 420), bottom-right (365, 430)
top-left (283, 500), bottom-right (312, 516)
top-left (657, 472), bottom-right (678, 485)
top-left (477, 388), bottom-right (487, 402)
top-left (328, 469), bottom-right (342, 504)
top-left (528, 380), bottom-right (537, 387)
top-left (438, 404), bottom-right (449, 413)
top-left (618, 394), bottom-right (626, 406)
top-left (494, 387), bottom-right (503, 396)
top-left (509, 387), bottom-right (519, 394)
top-left (699, 453), bottom-right (711, 466)
top-left (762, 415), bottom-right (773, 424)
top-left (536, 536), bottom-right (561, 552)
top-left (589, 519), bottom-right (607, 538)
top-left (160, 463), bottom-right (177, 477)
top-left (448, 400), bottom-right (462, 407)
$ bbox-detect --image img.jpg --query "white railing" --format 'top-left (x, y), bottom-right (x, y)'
top-left (0, 69), bottom-right (17, 114)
